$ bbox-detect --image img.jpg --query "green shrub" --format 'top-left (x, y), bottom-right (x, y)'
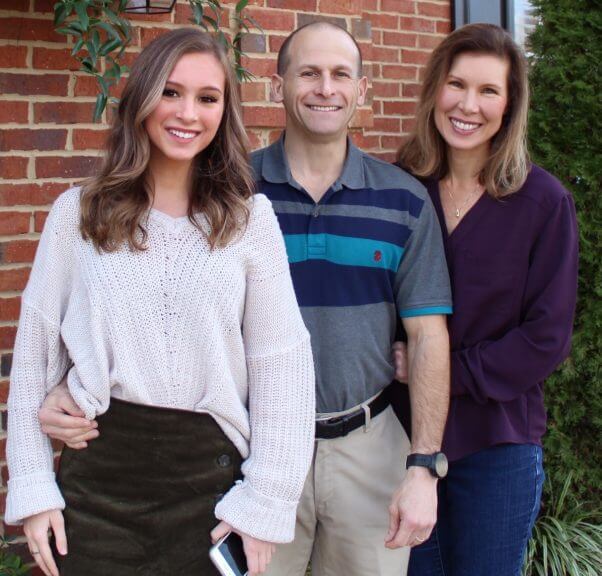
top-left (527, 0), bottom-right (602, 503)
top-left (0, 537), bottom-right (29, 576)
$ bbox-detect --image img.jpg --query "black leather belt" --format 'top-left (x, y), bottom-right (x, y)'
top-left (315, 391), bottom-right (390, 440)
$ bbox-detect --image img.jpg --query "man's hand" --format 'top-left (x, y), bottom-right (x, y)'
top-left (385, 466), bottom-right (437, 549)
top-left (392, 341), bottom-right (408, 383)
top-left (211, 521), bottom-right (276, 575)
top-left (39, 379), bottom-right (98, 449)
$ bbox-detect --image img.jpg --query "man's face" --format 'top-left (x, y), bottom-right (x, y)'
top-left (272, 27), bottom-right (367, 142)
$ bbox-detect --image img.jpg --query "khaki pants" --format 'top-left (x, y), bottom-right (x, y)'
top-left (265, 405), bottom-right (411, 576)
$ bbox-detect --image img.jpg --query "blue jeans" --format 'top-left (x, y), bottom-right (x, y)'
top-left (409, 443), bottom-right (544, 576)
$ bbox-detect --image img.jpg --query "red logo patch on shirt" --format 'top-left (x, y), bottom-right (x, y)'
top-left (374, 250), bottom-right (382, 262)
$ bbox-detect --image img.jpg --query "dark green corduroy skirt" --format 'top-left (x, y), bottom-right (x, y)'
top-left (55, 398), bottom-right (242, 576)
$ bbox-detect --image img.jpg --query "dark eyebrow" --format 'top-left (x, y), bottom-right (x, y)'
top-left (447, 74), bottom-right (503, 90)
top-left (164, 80), bottom-right (223, 94)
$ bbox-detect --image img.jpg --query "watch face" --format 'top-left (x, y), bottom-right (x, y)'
top-left (434, 453), bottom-right (448, 478)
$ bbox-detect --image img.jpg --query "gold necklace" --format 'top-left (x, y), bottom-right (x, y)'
top-left (445, 180), bottom-right (481, 218)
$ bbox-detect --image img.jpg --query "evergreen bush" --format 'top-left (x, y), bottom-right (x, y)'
top-left (527, 0), bottom-right (601, 503)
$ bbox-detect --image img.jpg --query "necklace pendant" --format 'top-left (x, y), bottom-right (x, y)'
top-left (455, 208), bottom-right (460, 218)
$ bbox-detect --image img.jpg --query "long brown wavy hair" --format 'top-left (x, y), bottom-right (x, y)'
top-left (80, 28), bottom-right (255, 251)
top-left (397, 23), bottom-right (530, 197)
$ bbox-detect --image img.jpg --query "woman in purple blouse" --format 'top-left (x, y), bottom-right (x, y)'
top-left (396, 23), bottom-right (578, 576)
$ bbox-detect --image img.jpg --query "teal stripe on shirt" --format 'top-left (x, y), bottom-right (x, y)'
top-left (400, 306), bottom-right (453, 318)
top-left (284, 233), bottom-right (404, 272)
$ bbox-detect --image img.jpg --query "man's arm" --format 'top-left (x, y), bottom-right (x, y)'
top-left (38, 380), bottom-right (99, 449)
top-left (385, 314), bottom-right (449, 549)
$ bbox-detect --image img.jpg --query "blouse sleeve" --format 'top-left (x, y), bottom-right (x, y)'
top-left (214, 195), bottom-right (315, 543)
top-left (451, 192), bottom-right (578, 403)
top-left (5, 190), bottom-right (78, 524)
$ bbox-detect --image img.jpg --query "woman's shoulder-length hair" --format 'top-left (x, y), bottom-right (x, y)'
top-left (397, 23), bottom-right (530, 198)
top-left (80, 27), bottom-right (255, 252)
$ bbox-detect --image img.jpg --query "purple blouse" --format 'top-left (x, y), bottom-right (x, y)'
top-left (425, 165), bottom-right (579, 462)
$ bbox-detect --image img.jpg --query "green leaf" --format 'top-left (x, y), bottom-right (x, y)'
top-left (235, 0), bottom-right (249, 12)
top-left (191, 3), bottom-right (204, 26)
top-left (92, 92), bottom-right (107, 122)
top-left (204, 15), bottom-right (219, 31)
top-left (99, 37), bottom-right (121, 56)
top-left (71, 36), bottom-right (85, 56)
top-left (53, 1), bottom-right (70, 26)
top-left (97, 21), bottom-right (122, 42)
top-left (74, 0), bottom-right (90, 31)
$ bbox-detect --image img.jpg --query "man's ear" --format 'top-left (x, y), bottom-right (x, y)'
top-left (270, 74), bottom-right (285, 103)
top-left (356, 75), bottom-right (368, 107)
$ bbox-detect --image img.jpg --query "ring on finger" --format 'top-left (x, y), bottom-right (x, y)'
top-left (414, 535), bottom-right (427, 543)
top-left (31, 550), bottom-right (40, 555)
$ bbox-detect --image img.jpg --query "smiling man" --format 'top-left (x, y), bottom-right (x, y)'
top-left (252, 22), bottom-right (453, 576)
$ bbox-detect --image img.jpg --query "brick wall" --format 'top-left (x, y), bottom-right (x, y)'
top-left (0, 0), bottom-right (450, 566)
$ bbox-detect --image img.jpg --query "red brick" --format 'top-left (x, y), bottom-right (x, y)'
top-left (0, 101), bottom-right (28, 124)
top-left (417, 2), bottom-right (450, 18)
top-left (139, 27), bottom-right (171, 48)
top-left (246, 130), bottom-right (263, 151)
top-left (363, 0), bottom-right (378, 9)
top-left (402, 117), bottom-right (417, 133)
top-left (373, 81), bottom-right (400, 97)
top-left (245, 8), bottom-right (295, 31)
top-left (240, 56), bottom-right (276, 78)
top-left (34, 102), bottom-right (95, 124)
top-left (352, 18), bottom-right (372, 40)
top-left (318, 0), bottom-right (362, 15)
top-left (366, 13), bottom-right (398, 30)
top-left (296, 13), bottom-right (347, 29)
top-left (402, 82), bottom-right (422, 98)
top-left (268, 129), bottom-right (283, 144)
top-left (240, 33), bottom-right (267, 54)
top-left (382, 64), bottom-right (418, 80)
top-left (418, 33), bottom-right (444, 49)
top-left (0, 297), bottom-right (21, 321)
top-left (123, 11), bottom-right (172, 23)
top-left (1, 240), bottom-right (38, 264)
top-left (0, 129), bottom-right (68, 152)
top-left (0, 213), bottom-right (30, 236)
top-left (174, 4), bottom-right (231, 26)
top-left (383, 31), bottom-right (417, 47)
top-left (0, 267), bottom-right (30, 292)
top-left (383, 100), bottom-right (417, 115)
top-left (36, 156), bottom-right (100, 179)
top-left (400, 16), bottom-right (436, 33)
top-left (0, 437), bottom-right (6, 460)
top-left (34, 211), bottom-right (48, 232)
top-left (371, 46), bottom-right (400, 63)
top-left (401, 48), bottom-right (431, 65)
top-left (267, 0), bottom-right (317, 11)
top-left (372, 116), bottom-right (401, 133)
top-left (375, 150), bottom-right (396, 162)
top-left (350, 108), bottom-right (373, 128)
top-left (0, 73), bottom-right (69, 97)
top-left (0, 46), bottom-right (27, 69)
top-left (436, 20), bottom-right (451, 34)
top-left (33, 0), bottom-right (56, 12)
top-left (350, 132), bottom-right (379, 149)
top-left (32, 47), bottom-right (79, 71)
top-left (381, 135), bottom-right (404, 149)
top-left (381, 0), bottom-right (416, 14)
top-left (74, 75), bottom-right (100, 97)
top-left (243, 106), bottom-right (285, 128)
top-left (0, 157), bottom-right (27, 179)
top-left (241, 82), bottom-right (266, 103)
top-left (269, 35), bottom-right (286, 54)
top-left (73, 129), bottom-right (109, 151)
top-left (0, 326), bottom-right (17, 350)
top-left (2, 0), bottom-right (31, 11)
top-left (0, 18), bottom-right (63, 43)
top-left (0, 183), bottom-right (64, 207)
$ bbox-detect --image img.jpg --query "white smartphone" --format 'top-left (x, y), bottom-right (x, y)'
top-left (209, 531), bottom-right (248, 576)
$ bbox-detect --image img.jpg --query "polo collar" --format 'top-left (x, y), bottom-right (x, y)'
top-left (260, 133), bottom-right (366, 192)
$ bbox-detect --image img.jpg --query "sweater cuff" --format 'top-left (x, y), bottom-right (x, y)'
top-left (214, 481), bottom-right (297, 543)
top-left (5, 472), bottom-right (65, 525)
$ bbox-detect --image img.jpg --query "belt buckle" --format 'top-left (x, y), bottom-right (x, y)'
top-left (323, 415), bottom-right (347, 437)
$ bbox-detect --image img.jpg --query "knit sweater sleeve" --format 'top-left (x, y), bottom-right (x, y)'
top-left (5, 190), bottom-right (78, 524)
top-left (214, 194), bottom-right (315, 543)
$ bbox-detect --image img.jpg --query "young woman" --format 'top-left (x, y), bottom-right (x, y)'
top-left (396, 23), bottom-right (578, 575)
top-left (6, 28), bottom-right (314, 576)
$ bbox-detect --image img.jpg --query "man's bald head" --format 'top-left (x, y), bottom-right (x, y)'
top-left (277, 22), bottom-right (363, 77)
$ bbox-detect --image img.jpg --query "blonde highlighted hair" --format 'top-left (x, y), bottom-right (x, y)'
top-left (397, 23), bottom-right (530, 197)
top-left (80, 28), bottom-right (255, 251)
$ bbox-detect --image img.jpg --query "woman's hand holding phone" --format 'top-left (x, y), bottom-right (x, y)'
top-left (211, 521), bottom-right (276, 575)
top-left (23, 509), bottom-right (67, 576)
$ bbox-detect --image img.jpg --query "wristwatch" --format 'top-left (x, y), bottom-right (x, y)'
top-left (406, 452), bottom-right (448, 479)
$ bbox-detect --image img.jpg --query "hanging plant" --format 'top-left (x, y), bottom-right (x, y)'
top-left (53, 0), bottom-right (261, 121)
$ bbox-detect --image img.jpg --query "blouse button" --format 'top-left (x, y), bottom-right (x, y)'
top-left (217, 454), bottom-right (231, 468)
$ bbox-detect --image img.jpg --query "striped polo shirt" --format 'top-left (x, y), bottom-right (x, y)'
top-left (251, 137), bottom-right (452, 413)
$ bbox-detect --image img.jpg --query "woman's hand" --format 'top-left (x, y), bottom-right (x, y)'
top-left (211, 521), bottom-right (276, 575)
top-left (23, 509), bottom-right (67, 576)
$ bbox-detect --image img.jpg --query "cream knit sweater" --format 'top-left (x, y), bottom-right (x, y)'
top-left (6, 187), bottom-right (315, 543)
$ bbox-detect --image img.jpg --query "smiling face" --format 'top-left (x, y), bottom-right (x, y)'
top-left (434, 52), bottom-right (509, 158)
top-left (144, 52), bottom-right (226, 169)
top-left (271, 26), bottom-right (367, 143)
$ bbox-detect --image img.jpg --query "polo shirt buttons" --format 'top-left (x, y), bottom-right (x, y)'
top-left (312, 206), bottom-right (320, 218)
top-left (217, 454), bottom-right (231, 468)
